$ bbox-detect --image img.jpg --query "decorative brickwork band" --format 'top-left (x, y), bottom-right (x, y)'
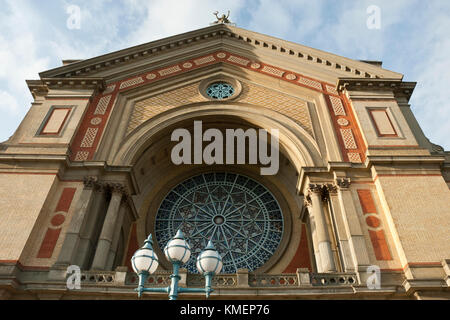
top-left (37, 188), bottom-right (77, 259)
top-left (69, 50), bottom-right (366, 163)
top-left (356, 189), bottom-right (392, 261)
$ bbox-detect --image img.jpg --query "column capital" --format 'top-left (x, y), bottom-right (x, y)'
top-left (307, 184), bottom-right (331, 202)
top-left (103, 182), bottom-right (130, 201)
top-left (325, 183), bottom-right (338, 195)
top-left (308, 183), bottom-right (323, 194)
top-left (303, 194), bottom-right (312, 207)
top-left (83, 176), bottom-right (98, 189)
top-left (108, 182), bottom-right (127, 194)
top-left (335, 178), bottom-right (351, 190)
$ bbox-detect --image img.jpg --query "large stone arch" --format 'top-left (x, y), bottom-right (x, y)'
top-left (112, 103), bottom-right (324, 173)
top-left (111, 103), bottom-right (321, 274)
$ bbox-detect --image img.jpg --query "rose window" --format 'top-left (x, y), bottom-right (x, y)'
top-left (205, 82), bottom-right (235, 99)
top-left (154, 172), bottom-right (284, 274)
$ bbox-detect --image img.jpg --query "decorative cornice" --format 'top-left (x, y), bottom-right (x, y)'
top-left (26, 78), bottom-right (106, 97)
top-left (42, 78), bottom-right (106, 91)
top-left (337, 78), bottom-right (416, 102)
top-left (26, 80), bottom-right (49, 99)
top-left (39, 24), bottom-right (401, 81)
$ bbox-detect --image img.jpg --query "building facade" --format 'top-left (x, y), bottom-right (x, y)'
top-left (0, 23), bottom-right (449, 300)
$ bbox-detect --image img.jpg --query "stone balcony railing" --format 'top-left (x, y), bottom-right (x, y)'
top-left (78, 268), bottom-right (358, 289)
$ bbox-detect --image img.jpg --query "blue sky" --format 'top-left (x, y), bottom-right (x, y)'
top-left (0, 0), bottom-right (449, 149)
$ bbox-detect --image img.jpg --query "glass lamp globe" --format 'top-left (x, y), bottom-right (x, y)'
top-left (164, 229), bottom-right (191, 264)
top-left (196, 240), bottom-right (223, 275)
top-left (131, 234), bottom-right (159, 275)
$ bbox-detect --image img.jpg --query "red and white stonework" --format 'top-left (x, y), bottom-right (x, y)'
top-left (0, 23), bottom-right (448, 300)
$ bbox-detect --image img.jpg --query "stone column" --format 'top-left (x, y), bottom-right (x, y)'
top-left (91, 184), bottom-right (125, 270)
top-left (105, 204), bottom-right (127, 270)
top-left (326, 184), bottom-right (355, 272)
top-left (308, 184), bottom-right (336, 272)
top-left (304, 197), bottom-right (323, 273)
top-left (54, 177), bottom-right (97, 267)
top-left (73, 183), bottom-right (107, 269)
top-left (335, 178), bottom-right (370, 271)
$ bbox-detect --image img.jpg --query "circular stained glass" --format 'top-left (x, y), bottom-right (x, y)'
top-left (154, 172), bottom-right (284, 274)
top-left (206, 82), bottom-right (235, 99)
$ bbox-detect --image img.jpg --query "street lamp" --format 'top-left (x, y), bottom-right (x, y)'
top-left (131, 229), bottom-right (222, 300)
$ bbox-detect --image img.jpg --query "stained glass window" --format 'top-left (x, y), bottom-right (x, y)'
top-left (206, 82), bottom-right (235, 99)
top-left (154, 172), bottom-right (284, 274)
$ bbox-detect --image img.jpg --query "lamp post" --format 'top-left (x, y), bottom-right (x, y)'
top-left (131, 229), bottom-right (222, 300)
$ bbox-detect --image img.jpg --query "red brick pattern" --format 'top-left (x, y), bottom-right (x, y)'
top-left (357, 189), bottom-right (392, 261)
top-left (283, 224), bottom-right (312, 273)
top-left (324, 93), bottom-right (367, 163)
top-left (37, 187), bottom-right (77, 259)
top-left (54, 188), bottom-right (76, 212)
top-left (37, 229), bottom-right (62, 259)
top-left (369, 230), bottom-right (392, 261)
top-left (69, 50), bottom-right (366, 163)
top-left (357, 190), bottom-right (377, 214)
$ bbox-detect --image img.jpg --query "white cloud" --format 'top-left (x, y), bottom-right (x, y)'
top-left (124, 0), bottom-right (245, 47)
top-left (407, 5), bottom-right (450, 150)
top-left (0, 0), bottom-right (51, 142)
top-left (0, 90), bottom-right (20, 114)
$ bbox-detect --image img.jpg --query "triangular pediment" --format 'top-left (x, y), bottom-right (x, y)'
top-left (39, 24), bottom-right (403, 86)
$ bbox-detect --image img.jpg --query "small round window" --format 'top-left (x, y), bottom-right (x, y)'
top-left (206, 82), bottom-right (235, 100)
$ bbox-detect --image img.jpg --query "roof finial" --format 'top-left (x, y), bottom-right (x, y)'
top-left (211, 10), bottom-right (235, 26)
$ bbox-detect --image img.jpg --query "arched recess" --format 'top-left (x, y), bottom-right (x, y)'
top-left (112, 102), bottom-right (324, 172)
top-left (113, 103), bottom-right (321, 274)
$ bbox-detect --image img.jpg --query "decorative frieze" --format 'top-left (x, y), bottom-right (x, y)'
top-left (68, 50), bottom-right (366, 164)
top-left (158, 65), bottom-right (182, 76)
top-left (119, 77), bottom-right (144, 89)
top-left (340, 128), bottom-right (358, 150)
top-left (227, 55), bottom-right (250, 66)
top-left (94, 95), bottom-right (112, 115)
top-left (325, 84), bottom-right (338, 95)
top-left (330, 96), bottom-right (346, 116)
top-left (261, 65), bottom-right (285, 77)
top-left (298, 77), bottom-right (322, 91)
top-left (347, 152), bottom-right (362, 163)
top-left (74, 151), bottom-right (89, 161)
top-left (80, 127), bottom-right (98, 148)
top-left (194, 56), bottom-right (215, 65)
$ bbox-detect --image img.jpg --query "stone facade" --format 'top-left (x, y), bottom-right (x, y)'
top-left (0, 24), bottom-right (448, 300)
